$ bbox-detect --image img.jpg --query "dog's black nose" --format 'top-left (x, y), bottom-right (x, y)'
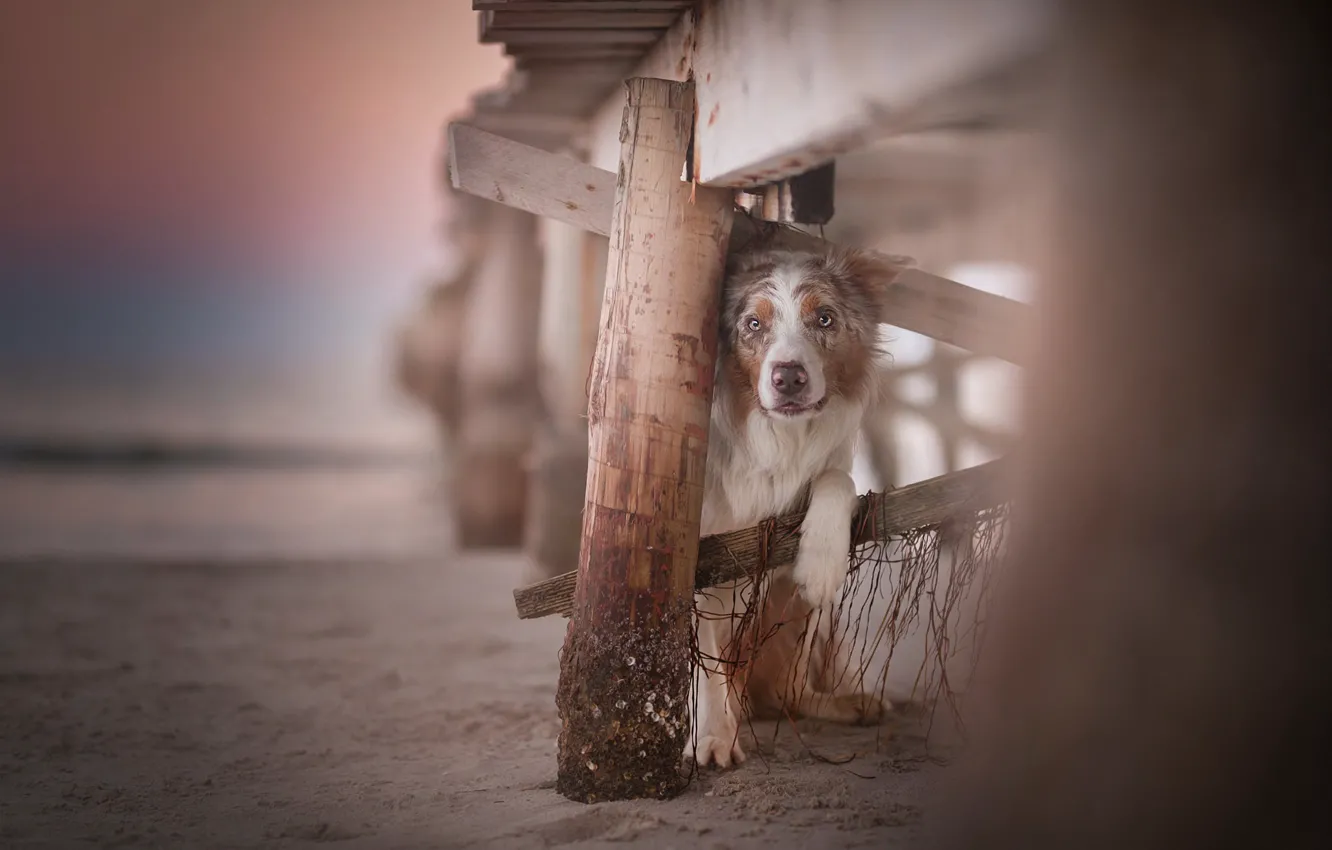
top-left (771, 362), bottom-right (808, 396)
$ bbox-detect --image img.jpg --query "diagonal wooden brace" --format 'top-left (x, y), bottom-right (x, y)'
top-left (447, 122), bottom-right (1028, 364)
top-left (513, 458), bottom-right (1008, 621)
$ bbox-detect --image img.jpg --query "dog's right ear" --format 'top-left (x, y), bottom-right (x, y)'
top-left (816, 246), bottom-right (911, 325)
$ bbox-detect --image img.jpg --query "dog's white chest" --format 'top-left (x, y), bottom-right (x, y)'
top-left (700, 402), bottom-right (859, 537)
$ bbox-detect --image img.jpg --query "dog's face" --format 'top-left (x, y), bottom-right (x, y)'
top-left (720, 246), bottom-right (895, 421)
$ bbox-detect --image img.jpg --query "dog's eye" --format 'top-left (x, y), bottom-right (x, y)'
top-left (817, 311), bottom-right (834, 328)
top-left (747, 317), bottom-right (762, 331)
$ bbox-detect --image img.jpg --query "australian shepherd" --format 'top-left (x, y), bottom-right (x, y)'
top-left (687, 242), bottom-right (899, 769)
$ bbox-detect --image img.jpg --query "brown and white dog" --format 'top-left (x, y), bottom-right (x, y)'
top-left (687, 244), bottom-right (898, 768)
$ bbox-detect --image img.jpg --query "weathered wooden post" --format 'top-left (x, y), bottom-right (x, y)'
top-left (554, 78), bottom-right (735, 802)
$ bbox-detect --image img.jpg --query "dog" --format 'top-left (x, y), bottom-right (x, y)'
top-left (686, 243), bottom-right (899, 769)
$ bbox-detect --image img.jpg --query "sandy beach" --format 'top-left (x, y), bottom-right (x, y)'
top-left (1, 543), bottom-right (955, 849)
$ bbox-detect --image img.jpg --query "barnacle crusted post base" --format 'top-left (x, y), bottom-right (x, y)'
top-left (555, 598), bottom-right (693, 802)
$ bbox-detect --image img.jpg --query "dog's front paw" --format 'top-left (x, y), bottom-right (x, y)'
top-left (684, 710), bottom-right (746, 769)
top-left (684, 733), bottom-right (747, 769)
top-left (794, 522), bottom-right (850, 608)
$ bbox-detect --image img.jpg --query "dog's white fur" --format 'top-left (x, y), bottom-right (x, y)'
top-left (686, 248), bottom-right (892, 769)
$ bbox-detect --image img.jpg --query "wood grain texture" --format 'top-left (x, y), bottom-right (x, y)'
top-left (485, 10), bottom-right (681, 30)
top-left (473, 1), bottom-right (691, 11)
top-left (516, 459), bottom-right (1009, 620)
top-left (447, 123), bottom-right (615, 233)
top-left (582, 0), bottom-right (1049, 186)
top-left (554, 78), bottom-right (735, 803)
top-left (572, 78), bottom-right (734, 626)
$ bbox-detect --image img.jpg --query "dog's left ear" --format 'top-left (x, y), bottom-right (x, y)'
top-left (817, 246), bottom-right (908, 325)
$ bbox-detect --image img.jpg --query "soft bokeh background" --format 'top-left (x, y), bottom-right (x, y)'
top-left (0, 5), bottom-right (1038, 845)
top-left (0, 0), bottom-right (506, 559)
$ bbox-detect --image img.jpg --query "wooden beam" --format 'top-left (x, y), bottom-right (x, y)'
top-left (582, 0), bottom-right (1049, 186)
top-left (554, 78), bottom-right (735, 803)
top-left (446, 123), bottom-right (1027, 363)
top-left (453, 203), bottom-right (544, 548)
top-left (875, 267), bottom-right (1025, 361)
top-left (501, 45), bottom-right (649, 59)
top-left (474, 1), bottom-right (691, 11)
top-left (448, 123), bottom-right (614, 230)
top-left (514, 459), bottom-right (1008, 620)
top-left (505, 58), bottom-right (639, 75)
top-left (482, 27), bottom-right (663, 46)
top-left (486, 10), bottom-right (682, 29)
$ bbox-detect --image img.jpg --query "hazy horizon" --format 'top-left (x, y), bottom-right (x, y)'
top-left (0, 1), bottom-right (510, 454)
top-left (0, 2), bottom-right (507, 557)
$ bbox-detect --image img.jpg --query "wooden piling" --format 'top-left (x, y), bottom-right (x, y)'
top-left (454, 201), bottom-right (543, 548)
top-left (523, 218), bottom-right (597, 581)
top-left (554, 78), bottom-right (735, 803)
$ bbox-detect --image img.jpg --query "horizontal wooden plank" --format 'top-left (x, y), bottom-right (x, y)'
top-left (446, 123), bottom-right (1028, 362)
top-left (507, 57), bottom-right (639, 74)
top-left (883, 269), bottom-right (1026, 362)
top-left (502, 45), bottom-right (650, 59)
top-left (513, 459), bottom-right (1008, 619)
top-left (583, 0), bottom-right (1049, 186)
top-left (475, 1), bottom-right (691, 10)
top-left (726, 225), bottom-right (1027, 363)
top-left (487, 10), bottom-right (682, 29)
top-left (448, 123), bottom-right (614, 230)
top-left (481, 27), bottom-right (664, 46)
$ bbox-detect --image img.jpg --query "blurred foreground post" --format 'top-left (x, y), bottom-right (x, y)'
top-left (555, 78), bottom-right (734, 802)
top-left (929, 1), bottom-right (1331, 847)
top-left (455, 202), bottom-right (543, 547)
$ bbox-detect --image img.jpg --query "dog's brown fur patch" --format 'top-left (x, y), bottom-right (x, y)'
top-left (717, 247), bottom-right (892, 417)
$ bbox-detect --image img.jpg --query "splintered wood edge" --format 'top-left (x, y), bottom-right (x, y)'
top-left (512, 458), bottom-right (1009, 620)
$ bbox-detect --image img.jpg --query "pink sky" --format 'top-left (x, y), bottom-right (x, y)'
top-left (0, 0), bottom-right (508, 288)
